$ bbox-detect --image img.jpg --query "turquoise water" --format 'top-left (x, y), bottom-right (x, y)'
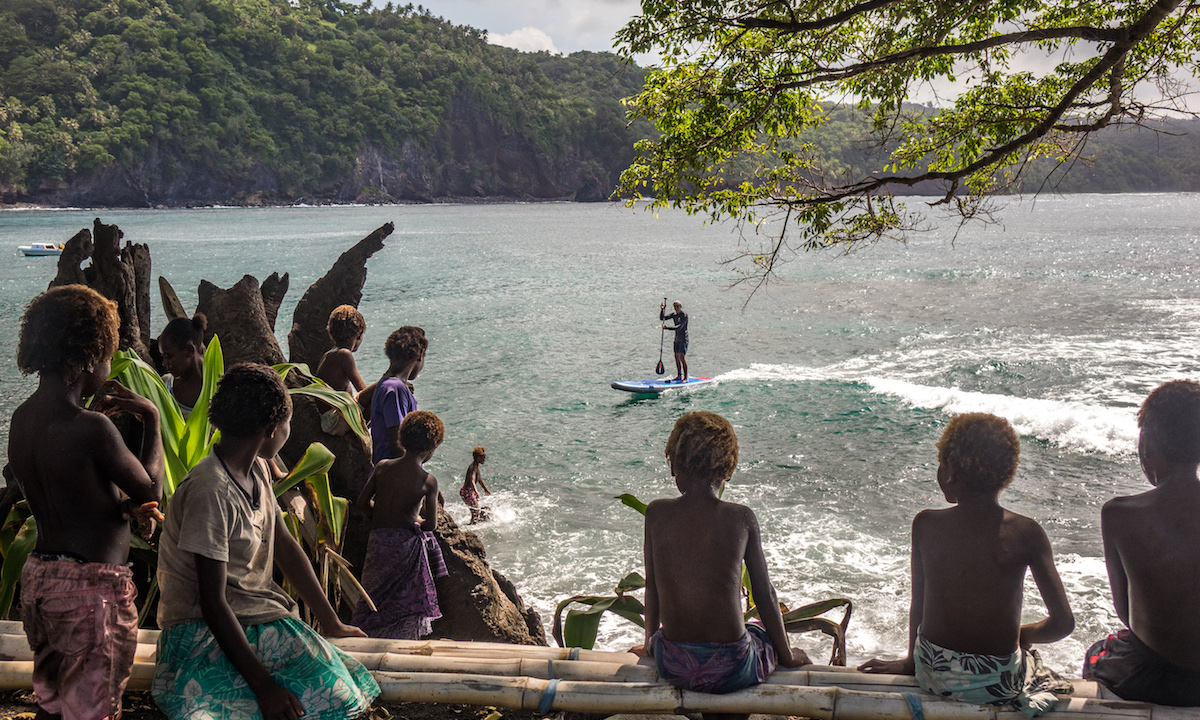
top-left (2, 195), bottom-right (1199, 674)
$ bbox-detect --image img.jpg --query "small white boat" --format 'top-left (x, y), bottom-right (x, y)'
top-left (18, 243), bottom-right (63, 256)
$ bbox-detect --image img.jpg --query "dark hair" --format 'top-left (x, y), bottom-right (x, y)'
top-left (208, 363), bottom-right (291, 437)
top-left (399, 410), bottom-right (444, 454)
top-left (1138, 380), bottom-right (1200, 465)
top-left (937, 413), bottom-right (1020, 493)
top-left (18, 285), bottom-right (119, 384)
top-left (665, 411), bottom-right (739, 484)
top-left (327, 305), bottom-right (366, 346)
top-left (472, 445), bottom-right (486, 461)
top-left (385, 326), bottom-right (428, 363)
top-left (160, 312), bottom-right (207, 349)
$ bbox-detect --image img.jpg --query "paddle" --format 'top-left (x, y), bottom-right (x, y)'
top-left (655, 297), bottom-right (666, 375)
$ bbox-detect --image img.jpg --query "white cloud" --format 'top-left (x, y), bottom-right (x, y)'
top-left (487, 26), bottom-right (560, 54)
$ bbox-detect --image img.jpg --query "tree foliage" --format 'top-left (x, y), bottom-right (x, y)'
top-left (0, 0), bottom-right (647, 201)
top-left (616, 0), bottom-right (1200, 287)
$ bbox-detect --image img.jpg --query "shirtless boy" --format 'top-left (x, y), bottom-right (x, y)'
top-left (315, 304), bottom-right (367, 394)
top-left (353, 410), bottom-right (448, 638)
top-left (9, 285), bottom-right (164, 720)
top-left (1082, 380), bottom-right (1200, 706)
top-left (860, 413), bottom-right (1074, 718)
top-left (637, 411), bottom-right (808, 715)
top-left (461, 445), bottom-right (492, 524)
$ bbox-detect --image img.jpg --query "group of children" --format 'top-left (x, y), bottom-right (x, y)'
top-left (7, 284), bottom-right (1200, 720)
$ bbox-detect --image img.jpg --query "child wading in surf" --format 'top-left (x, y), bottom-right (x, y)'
top-left (460, 445), bottom-right (492, 524)
top-left (635, 411), bottom-right (808, 720)
top-left (860, 413), bottom-right (1075, 718)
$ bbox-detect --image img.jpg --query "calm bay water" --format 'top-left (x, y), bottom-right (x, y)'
top-left (2, 195), bottom-right (1199, 674)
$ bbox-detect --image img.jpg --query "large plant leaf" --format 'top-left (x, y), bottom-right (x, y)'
top-left (613, 493), bottom-right (648, 515)
top-left (271, 363), bottom-right (368, 439)
top-left (275, 443), bottom-right (336, 497)
top-left (0, 516), bottom-right (36, 617)
top-left (180, 336), bottom-right (224, 468)
top-left (615, 571), bottom-right (645, 593)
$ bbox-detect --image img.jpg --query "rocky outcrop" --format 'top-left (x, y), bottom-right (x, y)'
top-left (48, 218), bottom-right (152, 360)
top-left (286, 223), bottom-right (392, 370)
top-left (432, 508), bottom-right (546, 645)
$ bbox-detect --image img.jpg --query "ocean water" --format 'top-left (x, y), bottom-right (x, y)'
top-left (2, 194), bottom-right (1199, 675)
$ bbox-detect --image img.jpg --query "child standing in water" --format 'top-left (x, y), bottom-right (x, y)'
top-left (153, 364), bottom-right (379, 720)
top-left (315, 304), bottom-right (367, 394)
top-left (369, 326), bottom-right (427, 463)
top-left (158, 312), bottom-right (206, 419)
top-left (636, 411), bottom-right (808, 718)
top-left (1082, 380), bottom-right (1200, 706)
top-left (460, 445), bottom-right (492, 524)
top-left (860, 413), bottom-right (1074, 718)
top-left (9, 285), bottom-right (164, 720)
top-left (354, 410), bottom-right (448, 639)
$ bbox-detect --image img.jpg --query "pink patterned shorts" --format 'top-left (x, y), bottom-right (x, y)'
top-left (20, 553), bottom-right (138, 720)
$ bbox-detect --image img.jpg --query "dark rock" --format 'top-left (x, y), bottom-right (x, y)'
top-left (260, 272), bottom-right (290, 332)
top-left (286, 223), bottom-right (393, 370)
top-left (195, 275), bottom-right (285, 367)
top-left (430, 508), bottom-right (548, 645)
top-left (51, 229), bottom-right (92, 287)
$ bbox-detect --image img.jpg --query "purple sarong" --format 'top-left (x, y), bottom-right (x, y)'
top-left (651, 623), bottom-right (777, 694)
top-left (353, 524), bottom-right (448, 639)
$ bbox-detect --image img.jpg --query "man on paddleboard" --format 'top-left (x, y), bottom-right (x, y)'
top-left (661, 301), bottom-right (689, 382)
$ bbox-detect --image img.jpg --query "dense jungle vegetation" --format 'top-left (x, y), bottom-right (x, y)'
top-left (1, 0), bottom-right (1198, 205)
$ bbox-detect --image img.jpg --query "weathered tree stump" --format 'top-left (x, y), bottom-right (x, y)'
top-left (195, 275), bottom-right (286, 367)
top-left (261, 272), bottom-right (290, 332)
top-left (287, 222), bottom-right (393, 370)
top-left (49, 219), bottom-right (151, 359)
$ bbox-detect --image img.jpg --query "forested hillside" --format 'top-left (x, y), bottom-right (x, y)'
top-left (2, 0), bottom-right (1199, 208)
top-left (0, 0), bottom-right (647, 205)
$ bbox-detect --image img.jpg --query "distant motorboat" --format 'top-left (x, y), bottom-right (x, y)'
top-left (18, 243), bottom-right (63, 256)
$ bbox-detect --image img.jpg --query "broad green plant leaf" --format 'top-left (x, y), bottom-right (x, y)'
top-left (273, 363), bottom-right (369, 439)
top-left (613, 493), bottom-right (647, 515)
top-left (0, 516), bottom-right (36, 617)
top-left (180, 336), bottom-right (224, 469)
top-left (275, 443), bottom-right (336, 497)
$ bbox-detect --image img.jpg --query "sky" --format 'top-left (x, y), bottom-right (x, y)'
top-left (413, 0), bottom-right (642, 55)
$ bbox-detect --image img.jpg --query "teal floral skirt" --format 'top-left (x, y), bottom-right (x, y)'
top-left (152, 618), bottom-right (380, 720)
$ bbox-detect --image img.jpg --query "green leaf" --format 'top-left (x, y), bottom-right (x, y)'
top-left (614, 493), bottom-right (648, 515)
top-left (289, 383), bottom-right (369, 439)
top-left (0, 516), bottom-right (36, 617)
top-left (275, 442), bottom-right (336, 497)
top-left (563, 596), bottom-right (618, 649)
top-left (615, 571), bottom-right (645, 594)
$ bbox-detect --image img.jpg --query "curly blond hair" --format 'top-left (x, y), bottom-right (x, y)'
top-left (18, 285), bottom-right (119, 385)
top-left (665, 411), bottom-right (739, 485)
top-left (327, 305), bottom-right (366, 346)
top-left (937, 413), bottom-right (1020, 493)
top-left (1138, 379), bottom-right (1200, 465)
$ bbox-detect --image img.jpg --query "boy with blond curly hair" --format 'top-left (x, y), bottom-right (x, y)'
top-left (636, 411), bottom-right (808, 716)
top-left (860, 413), bottom-right (1074, 718)
top-left (316, 304), bottom-right (367, 394)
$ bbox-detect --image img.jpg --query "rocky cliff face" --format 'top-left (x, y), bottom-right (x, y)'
top-left (14, 96), bottom-right (618, 208)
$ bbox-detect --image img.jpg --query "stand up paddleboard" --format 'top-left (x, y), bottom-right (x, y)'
top-left (611, 376), bottom-right (716, 394)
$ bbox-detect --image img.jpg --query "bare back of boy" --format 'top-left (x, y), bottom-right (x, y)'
top-left (915, 504), bottom-right (1063, 655)
top-left (9, 392), bottom-right (158, 565)
top-left (316, 348), bottom-right (365, 394)
top-left (1102, 485), bottom-right (1200, 670)
top-left (645, 495), bottom-right (754, 644)
top-left (361, 458), bottom-right (438, 532)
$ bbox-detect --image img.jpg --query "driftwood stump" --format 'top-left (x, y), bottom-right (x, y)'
top-left (261, 272), bottom-right (290, 332)
top-left (49, 219), bottom-right (152, 360)
top-left (287, 222), bottom-right (393, 370)
top-left (195, 275), bottom-right (286, 367)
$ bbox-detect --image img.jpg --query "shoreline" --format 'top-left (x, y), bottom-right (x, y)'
top-left (0, 196), bottom-right (612, 213)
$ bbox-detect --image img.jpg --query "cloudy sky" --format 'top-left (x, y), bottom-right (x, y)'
top-left (416, 0), bottom-right (643, 55)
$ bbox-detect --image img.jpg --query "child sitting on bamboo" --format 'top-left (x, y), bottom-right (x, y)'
top-left (634, 411), bottom-right (809, 712)
top-left (10, 285), bottom-right (165, 720)
top-left (859, 413), bottom-right (1074, 718)
top-left (354, 410), bottom-right (449, 639)
top-left (1082, 379), bottom-right (1200, 706)
top-left (153, 364), bottom-right (379, 719)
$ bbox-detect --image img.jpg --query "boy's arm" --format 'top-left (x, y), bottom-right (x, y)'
top-left (859, 514), bottom-right (924, 675)
top-left (743, 510), bottom-right (809, 667)
top-left (93, 382), bottom-right (164, 504)
top-left (1100, 500), bottom-right (1130, 626)
top-left (421, 475), bottom-right (439, 531)
top-left (272, 515), bottom-right (366, 639)
top-left (345, 354), bottom-right (367, 393)
top-left (637, 508), bottom-right (659, 654)
top-left (356, 469), bottom-right (378, 511)
top-left (477, 471), bottom-right (491, 495)
top-left (195, 555), bottom-right (306, 720)
top-left (1019, 522), bottom-right (1075, 647)
top-left (387, 426), bottom-right (403, 459)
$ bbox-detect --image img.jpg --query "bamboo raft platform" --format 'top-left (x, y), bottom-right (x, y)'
top-left (0, 622), bottom-right (1195, 719)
